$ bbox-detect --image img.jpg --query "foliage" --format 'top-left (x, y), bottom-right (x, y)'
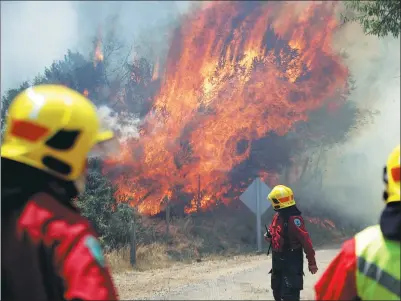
top-left (75, 158), bottom-right (133, 249)
top-left (342, 0), bottom-right (401, 38)
top-left (1, 51), bottom-right (104, 132)
top-left (75, 161), bottom-right (159, 250)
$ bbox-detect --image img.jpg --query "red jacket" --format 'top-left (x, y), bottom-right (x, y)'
top-left (268, 213), bottom-right (316, 266)
top-left (314, 238), bottom-right (357, 300)
top-left (2, 192), bottom-right (118, 301)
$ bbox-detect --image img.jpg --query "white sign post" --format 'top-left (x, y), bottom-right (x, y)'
top-left (240, 178), bottom-right (272, 252)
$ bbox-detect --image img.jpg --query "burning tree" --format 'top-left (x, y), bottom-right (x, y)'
top-left (104, 1), bottom-right (353, 219)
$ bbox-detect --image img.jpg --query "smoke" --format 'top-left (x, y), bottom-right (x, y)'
top-left (0, 1), bottom-right (79, 93)
top-left (1, 1), bottom-right (192, 95)
top-left (314, 22), bottom-right (400, 226)
top-left (97, 105), bottom-right (140, 142)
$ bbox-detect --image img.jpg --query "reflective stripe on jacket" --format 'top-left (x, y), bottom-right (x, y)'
top-left (355, 225), bottom-right (400, 300)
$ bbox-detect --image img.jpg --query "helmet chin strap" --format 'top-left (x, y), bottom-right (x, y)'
top-left (74, 174), bottom-right (87, 195)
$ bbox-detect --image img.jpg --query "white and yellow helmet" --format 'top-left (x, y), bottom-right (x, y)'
top-left (267, 185), bottom-right (296, 210)
top-left (1, 85), bottom-right (117, 187)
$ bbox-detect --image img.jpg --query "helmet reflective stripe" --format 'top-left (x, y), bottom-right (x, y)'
top-left (391, 165), bottom-right (400, 182)
top-left (11, 120), bottom-right (49, 142)
top-left (27, 87), bottom-right (46, 119)
top-left (355, 225), bottom-right (401, 300)
top-left (267, 185), bottom-right (296, 209)
top-left (279, 186), bottom-right (286, 197)
top-left (277, 195), bottom-right (293, 203)
top-left (385, 145), bottom-right (400, 203)
top-left (1, 85), bottom-right (116, 182)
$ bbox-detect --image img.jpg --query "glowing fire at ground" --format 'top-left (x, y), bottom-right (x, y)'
top-left (105, 2), bottom-right (349, 216)
top-left (306, 217), bottom-right (337, 230)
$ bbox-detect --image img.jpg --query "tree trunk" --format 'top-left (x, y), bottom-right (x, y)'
top-left (166, 197), bottom-right (170, 238)
top-left (130, 209), bottom-right (137, 266)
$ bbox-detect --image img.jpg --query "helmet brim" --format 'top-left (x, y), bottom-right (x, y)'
top-left (96, 130), bottom-right (114, 143)
top-left (89, 130), bottom-right (120, 159)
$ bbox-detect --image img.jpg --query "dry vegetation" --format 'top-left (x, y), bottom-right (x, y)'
top-left (105, 205), bottom-right (349, 273)
top-left (106, 244), bottom-right (172, 272)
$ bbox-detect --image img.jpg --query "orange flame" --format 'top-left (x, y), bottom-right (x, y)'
top-left (94, 37), bottom-right (104, 66)
top-left (105, 2), bottom-right (349, 216)
top-left (184, 194), bottom-right (218, 214)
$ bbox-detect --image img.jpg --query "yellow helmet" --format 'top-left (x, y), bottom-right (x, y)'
top-left (267, 185), bottom-right (296, 210)
top-left (383, 144), bottom-right (400, 203)
top-left (1, 85), bottom-right (115, 183)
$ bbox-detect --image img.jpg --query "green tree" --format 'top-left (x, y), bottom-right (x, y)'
top-left (35, 50), bottom-right (108, 102)
top-left (75, 158), bottom-right (130, 249)
top-left (1, 51), bottom-right (104, 132)
top-left (76, 159), bottom-right (158, 250)
top-left (343, 1), bottom-right (401, 38)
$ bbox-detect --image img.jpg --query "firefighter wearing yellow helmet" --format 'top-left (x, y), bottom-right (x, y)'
top-left (264, 184), bottom-right (317, 301)
top-left (1, 85), bottom-right (119, 301)
top-left (315, 144), bottom-right (401, 300)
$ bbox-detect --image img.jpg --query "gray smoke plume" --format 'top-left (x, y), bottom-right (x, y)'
top-left (299, 21), bottom-right (400, 227)
top-left (1, 1), bottom-right (192, 94)
top-left (1, 1), bottom-right (79, 92)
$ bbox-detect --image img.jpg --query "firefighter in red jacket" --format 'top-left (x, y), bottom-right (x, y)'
top-left (1, 85), bottom-right (119, 301)
top-left (315, 144), bottom-right (401, 300)
top-left (264, 184), bottom-right (318, 301)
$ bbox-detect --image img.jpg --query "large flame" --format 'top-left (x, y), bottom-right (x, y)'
top-left (105, 1), bottom-right (349, 215)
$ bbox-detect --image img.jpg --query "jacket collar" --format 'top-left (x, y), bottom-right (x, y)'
top-left (380, 202), bottom-right (401, 242)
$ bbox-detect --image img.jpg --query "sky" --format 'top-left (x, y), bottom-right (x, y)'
top-left (1, 1), bottom-right (192, 94)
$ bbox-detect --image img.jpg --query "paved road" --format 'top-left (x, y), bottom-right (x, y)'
top-left (115, 245), bottom-right (342, 300)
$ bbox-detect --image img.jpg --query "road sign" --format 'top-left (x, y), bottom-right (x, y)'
top-left (240, 177), bottom-right (272, 252)
top-left (240, 178), bottom-right (272, 215)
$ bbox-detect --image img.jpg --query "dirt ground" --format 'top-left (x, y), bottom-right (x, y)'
top-left (113, 244), bottom-right (342, 300)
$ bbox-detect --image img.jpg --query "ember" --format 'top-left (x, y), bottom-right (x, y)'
top-left (105, 1), bottom-right (349, 216)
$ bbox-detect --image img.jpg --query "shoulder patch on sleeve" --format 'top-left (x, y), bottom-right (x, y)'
top-left (84, 235), bottom-right (106, 267)
top-left (294, 218), bottom-right (302, 227)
